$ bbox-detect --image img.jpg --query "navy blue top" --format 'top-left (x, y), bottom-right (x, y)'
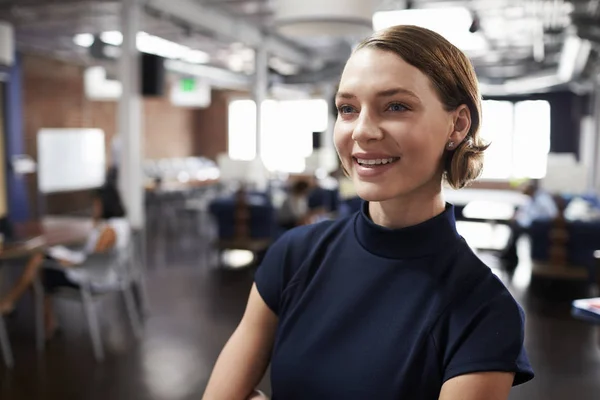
top-left (255, 202), bottom-right (534, 399)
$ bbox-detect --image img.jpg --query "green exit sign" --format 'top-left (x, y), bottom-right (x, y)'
top-left (181, 78), bottom-right (196, 92)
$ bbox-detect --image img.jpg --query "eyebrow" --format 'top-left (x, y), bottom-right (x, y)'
top-left (336, 87), bottom-right (421, 102)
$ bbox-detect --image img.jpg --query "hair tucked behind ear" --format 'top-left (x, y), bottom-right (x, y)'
top-left (444, 137), bottom-right (488, 189)
top-left (356, 25), bottom-right (489, 189)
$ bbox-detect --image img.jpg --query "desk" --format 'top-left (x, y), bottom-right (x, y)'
top-left (1, 217), bottom-right (93, 260)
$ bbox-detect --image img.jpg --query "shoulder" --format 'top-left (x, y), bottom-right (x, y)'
top-left (450, 244), bottom-right (522, 314)
top-left (433, 242), bottom-right (526, 337)
top-left (433, 245), bottom-right (533, 385)
top-left (254, 215), bottom-right (355, 315)
top-left (434, 243), bottom-right (527, 353)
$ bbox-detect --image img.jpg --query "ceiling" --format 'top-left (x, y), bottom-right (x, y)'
top-left (0, 0), bottom-right (599, 93)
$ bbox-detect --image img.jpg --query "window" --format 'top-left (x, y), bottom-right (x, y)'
top-left (228, 100), bottom-right (256, 161)
top-left (479, 100), bottom-right (550, 180)
top-left (228, 99), bottom-right (328, 173)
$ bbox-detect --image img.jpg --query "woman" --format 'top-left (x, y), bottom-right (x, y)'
top-left (203, 25), bottom-right (534, 400)
top-left (0, 177), bottom-right (129, 336)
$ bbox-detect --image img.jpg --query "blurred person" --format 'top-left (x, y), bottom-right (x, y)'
top-left (277, 180), bottom-right (311, 229)
top-left (203, 25), bottom-right (533, 400)
top-left (0, 175), bottom-right (129, 337)
top-left (500, 180), bottom-right (557, 269)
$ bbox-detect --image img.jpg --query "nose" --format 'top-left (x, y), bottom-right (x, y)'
top-left (351, 111), bottom-right (383, 143)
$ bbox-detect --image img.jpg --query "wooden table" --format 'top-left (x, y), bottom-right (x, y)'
top-left (1, 217), bottom-right (93, 260)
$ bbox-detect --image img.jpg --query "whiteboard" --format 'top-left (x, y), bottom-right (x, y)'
top-left (37, 128), bottom-right (106, 193)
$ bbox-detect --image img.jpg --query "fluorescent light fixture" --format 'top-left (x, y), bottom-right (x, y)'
top-left (73, 33), bottom-right (94, 48)
top-left (73, 31), bottom-right (210, 64)
top-left (180, 49), bottom-right (210, 64)
top-left (372, 8), bottom-right (488, 53)
top-left (137, 32), bottom-right (186, 59)
top-left (100, 30), bottom-right (123, 46)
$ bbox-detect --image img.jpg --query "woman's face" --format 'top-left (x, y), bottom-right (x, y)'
top-left (334, 48), bottom-right (466, 202)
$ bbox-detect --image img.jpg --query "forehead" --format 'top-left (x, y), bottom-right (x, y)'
top-left (338, 48), bottom-right (434, 99)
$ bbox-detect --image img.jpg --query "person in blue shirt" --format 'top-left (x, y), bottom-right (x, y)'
top-left (500, 180), bottom-right (558, 269)
top-left (203, 25), bottom-right (534, 400)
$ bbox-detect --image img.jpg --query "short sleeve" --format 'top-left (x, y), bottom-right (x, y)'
top-left (433, 289), bottom-right (534, 386)
top-left (254, 231), bottom-right (295, 315)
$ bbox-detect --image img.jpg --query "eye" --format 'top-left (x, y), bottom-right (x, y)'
top-left (337, 104), bottom-right (356, 115)
top-left (386, 102), bottom-right (408, 112)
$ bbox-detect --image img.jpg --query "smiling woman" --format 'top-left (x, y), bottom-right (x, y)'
top-left (203, 25), bottom-right (533, 400)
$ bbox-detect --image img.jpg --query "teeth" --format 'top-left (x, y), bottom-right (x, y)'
top-left (356, 157), bottom-right (396, 166)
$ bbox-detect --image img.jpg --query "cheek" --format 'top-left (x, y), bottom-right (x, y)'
top-left (394, 122), bottom-right (445, 169)
top-left (333, 121), bottom-right (352, 154)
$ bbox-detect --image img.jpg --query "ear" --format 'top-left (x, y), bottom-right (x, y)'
top-left (447, 104), bottom-right (471, 147)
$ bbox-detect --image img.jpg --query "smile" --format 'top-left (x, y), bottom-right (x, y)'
top-left (354, 157), bottom-right (400, 167)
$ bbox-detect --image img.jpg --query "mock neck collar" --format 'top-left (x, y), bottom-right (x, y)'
top-left (354, 201), bottom-right (460, 259)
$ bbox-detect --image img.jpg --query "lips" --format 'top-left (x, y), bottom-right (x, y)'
top-left (351, 155), bottom-right (400, 178)
top-left (354, 157), bottom-right (400, 167)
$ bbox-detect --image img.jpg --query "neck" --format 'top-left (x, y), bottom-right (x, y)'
top-left (368, 181), bottom-right (445, 229)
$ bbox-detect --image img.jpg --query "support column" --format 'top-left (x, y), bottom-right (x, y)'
top-left (253, 44), bottom-right (268, 159)
top-left (118, 0), bottom-right (144, 229)
top-left (593, 79), bottom-right (600, 195)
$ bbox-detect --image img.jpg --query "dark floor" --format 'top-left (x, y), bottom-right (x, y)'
top-left (1, 217), bottom-right (599, 399)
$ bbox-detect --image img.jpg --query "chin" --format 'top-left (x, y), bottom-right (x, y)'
top-left (353, 180), bottom-right (408, 203)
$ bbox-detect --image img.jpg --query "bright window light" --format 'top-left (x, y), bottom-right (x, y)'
top-left (228, 100), bottom-right (257, 161)
top-left (480, 101), bottom-right (514, 180)
top-left (228, 99), bottom-right (328, 173)
top-left (512, 100), bottom-right (551, 179)
top-left (479, 100), bottom-right (551, 180)
top-left (372, 8), bottom-right (488, 53)
top-left (73, 33), bottom-right (94, 48)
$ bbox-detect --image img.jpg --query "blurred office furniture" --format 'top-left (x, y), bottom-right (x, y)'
top-left (208, 155), bottom-right (275, 268)
top-left (46, 240), bottom-right (143, 362)
top-left (530, 197), bottom-right (600, 288)
top-left (144, 156), bottom-right (219, 188)
top-left (308, 185), bottom-right (340, 215)
top-left (144, 156), bottom-right (220, 239)
top-left (209, 190), bottom-right (275, 268)
top-left (0, 216), bottom-right (147, 364)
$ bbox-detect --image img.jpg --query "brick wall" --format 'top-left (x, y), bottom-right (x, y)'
top-left (21, 53), bottom-right (230, 216)
top-left (193, 90), bottom-right (229, 160)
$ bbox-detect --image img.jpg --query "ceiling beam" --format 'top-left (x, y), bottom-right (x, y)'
top-left (145, 0), bottom-right (321, 69)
